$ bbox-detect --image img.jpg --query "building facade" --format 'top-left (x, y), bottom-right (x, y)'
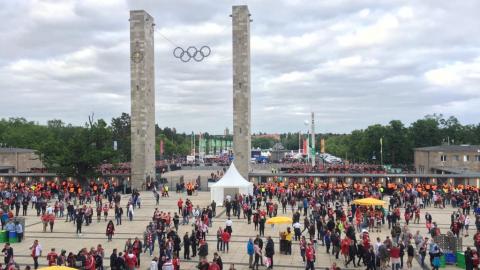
top-left (414, 145), bottom-right (480, 174)
top-left (0, 148), bottom-right (44, 173)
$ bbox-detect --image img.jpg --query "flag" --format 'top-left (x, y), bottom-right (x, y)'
top-left (160, 140), bottom-right (164, 155)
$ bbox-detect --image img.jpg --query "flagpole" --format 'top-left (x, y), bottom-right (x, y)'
top-left (380, 137), bottom-right (383, 166)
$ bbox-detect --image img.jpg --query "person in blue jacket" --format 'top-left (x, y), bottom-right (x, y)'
top-left (247, 238), bottom-right (254, 268)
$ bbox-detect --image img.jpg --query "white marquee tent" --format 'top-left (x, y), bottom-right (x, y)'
top-left (210, 163), bottom-right (254, 206)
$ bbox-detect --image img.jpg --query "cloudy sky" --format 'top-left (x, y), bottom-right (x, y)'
top-left (1, 0), bottom-right (479, 134)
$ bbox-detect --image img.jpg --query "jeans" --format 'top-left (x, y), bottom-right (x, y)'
top-left (116, 215), bottom-right (122, 225)
top-left (144, 244), bottom-right (153, 256)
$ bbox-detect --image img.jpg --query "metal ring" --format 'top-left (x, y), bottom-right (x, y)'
top-left (200, 46), bottom-right (211, 57)
top-left (180, 52), bottom-right (190, 62)
top-left (173, 47), bottom-right (184, 58)
top-left (172, 45), bottom-right (211, 62)
top-left (193, 52), bottom-right (204, 62)
top-left (186, 46), bottom-right (197, 58)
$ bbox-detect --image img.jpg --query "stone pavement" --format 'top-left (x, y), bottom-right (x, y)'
top-left (6, 190), bottom-right (469, 269)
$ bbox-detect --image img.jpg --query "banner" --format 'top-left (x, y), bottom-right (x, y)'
top-left (160, 140), bottom-right (164, 155)
top-left (303, 139), bottom-right (308, 155)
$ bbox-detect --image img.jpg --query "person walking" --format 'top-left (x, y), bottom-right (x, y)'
top-left (265, 236), bottom-right (275, 269)
top-left (15, 221), bottom-right (23, 243)
top-left (2, 243), bottom-right (14, 265)
top-left (183, 232), bottom-right (191, 260)
top-left (115, 206), bottom-right (123, 225)
top-left (106, 220), bottom-right (115, 241)
top-left (29, 239), bottom-right (42, 269)
top-left (76, 210), bottom-right (84, 236)
top-left (198, 240), bottom-right (208, 261)
top-left (128, 203), bottom-right (134, 221)
top-left (247, 238), bottom-right (254, 268)
top-left (305, 242), bottom-right (315, 270)
top-left (222, 229), bottom-right (231, 253)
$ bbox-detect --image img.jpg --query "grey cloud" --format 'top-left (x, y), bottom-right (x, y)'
top-left (0, 0), bottom-right (479, 133)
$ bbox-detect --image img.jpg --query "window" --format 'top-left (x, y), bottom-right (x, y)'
top-left (476, 155), bottom-right (480, 162)
top-left (464, 155), bottom-right (470, 162)
top-left (454, 155), bottom-right (459, 161)
top-left (440, 155), bottom-right (447, 162)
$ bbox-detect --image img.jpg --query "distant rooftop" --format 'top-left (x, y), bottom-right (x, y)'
top-left (0, 148), bottom-right (36, 153)
top-left (415, 145), bottom-right (480, 152)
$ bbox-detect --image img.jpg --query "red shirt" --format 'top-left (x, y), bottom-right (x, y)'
top-left (124, 254), bottom-right (137, 268)
top-left (390, 247), bottom-right (400, 258)
top-left (306, 246), bottom-right (314, 262)
top-left (221, 231), bottom-right (230, 242)
top-left (47, 252), bottom-right (58, 266)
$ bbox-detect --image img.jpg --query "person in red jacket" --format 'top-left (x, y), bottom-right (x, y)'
top-left (305, 243), bottom-right (315, 270)
top-left (177, 198), bottom-right (183, 214)
top-left (390, 244), bottom-right (401, 270)
top-left (124, 250), bottom-right (137, 270)
top-left (84, 252), bottom-right (96, 270)
top-left (221, 229), bottom-right (231, 253)
top-left (46, 248), bottom-right (58, 266)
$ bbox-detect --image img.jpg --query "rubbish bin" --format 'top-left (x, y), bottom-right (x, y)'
top-left (445, 252), bottom-right (456, 265)
top-left (8, 231), bottom-right (18, 243)
top-left (0, 230), bottom-right (7, 243)
top-left (456, 252), bottom-right (465, 268)
top-left (440, 254), bottom-right (446, 268)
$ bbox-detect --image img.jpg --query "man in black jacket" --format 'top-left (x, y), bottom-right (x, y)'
top-left (265, 236), bottom-right (274, 269)
top-left (183, 232), bottom-right (191, 259)
top-left (109, 249), bottom-right (118, 270)
top-left (2, 243), bottom-right (13, 265)
top-left (198, 240), bottom-right (208, 261)
top-left (116, 252), bottom-right (125, 270)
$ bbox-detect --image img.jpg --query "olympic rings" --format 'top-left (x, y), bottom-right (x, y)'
top-left (172, 46), bottom-right (211, 62)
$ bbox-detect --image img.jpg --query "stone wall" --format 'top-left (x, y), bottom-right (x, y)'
top-left (130, 10), bottom-right (156, 190)
top-left (232, 5), bottom-right (251, 179)
top-left (0, 152), bottom-right (43, 173)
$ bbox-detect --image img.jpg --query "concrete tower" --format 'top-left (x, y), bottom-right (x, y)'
top-left (232, 5), bottom-right (251, 180)
top-left (130, 10), bottom-right (156, 190)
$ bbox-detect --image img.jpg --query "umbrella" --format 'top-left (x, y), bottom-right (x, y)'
top-left (266, 216), bottom-right (293, 225)
top-left (352, 197), bottom-right (386, 206)
top-left (40, 267), bottom-right (77, 270)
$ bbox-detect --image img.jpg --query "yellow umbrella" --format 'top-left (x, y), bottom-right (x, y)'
top-left (266, 216), bottom-right (293, 225)
top-left (40, 267), bottom-right (77, 270)
top-left (352, 197), bottom-right (386, 206)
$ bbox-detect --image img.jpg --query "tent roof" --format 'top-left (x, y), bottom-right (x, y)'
top-left (211, 163), bottom-right (253, 188)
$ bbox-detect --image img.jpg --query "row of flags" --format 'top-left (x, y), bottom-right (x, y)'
top-left (195, 133), bottom-right (232, 155)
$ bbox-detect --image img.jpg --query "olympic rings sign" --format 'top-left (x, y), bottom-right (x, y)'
top-left (173, 46), bottom-right (211, 62)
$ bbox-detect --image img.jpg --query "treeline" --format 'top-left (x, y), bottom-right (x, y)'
top-left (0, 113), bottom-right (230, 180)
top-left (251, 114), bottom-right (480, 165)
top-left (2, 114), bottom-right (480, 178)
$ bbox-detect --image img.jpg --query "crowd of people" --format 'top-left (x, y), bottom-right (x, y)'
top-left (1, 177), bottom-right (480, 270)
top-left (217, 180), bottom-right (480, 270)
top-left (281, 163), bottom-right (411, 174)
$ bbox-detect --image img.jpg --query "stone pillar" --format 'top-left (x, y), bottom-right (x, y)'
top-left (130, 10), bottom-right (156, 190)
top-left (232, 5), bottom-right (251, 180)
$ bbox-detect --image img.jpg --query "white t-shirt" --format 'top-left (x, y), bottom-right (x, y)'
top-left (150, 261), bottom-right (158, 270)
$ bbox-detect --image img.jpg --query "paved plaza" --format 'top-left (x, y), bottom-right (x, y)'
top-left (7, 189), bottom-right (469, 269)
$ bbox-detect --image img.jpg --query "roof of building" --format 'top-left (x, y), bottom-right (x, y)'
top-left (414, 145), bottom-right (480, 152)
top-left (0, 148), bottom-right (36, 153)
top-left (431, 166), bottom-right (478, 174)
